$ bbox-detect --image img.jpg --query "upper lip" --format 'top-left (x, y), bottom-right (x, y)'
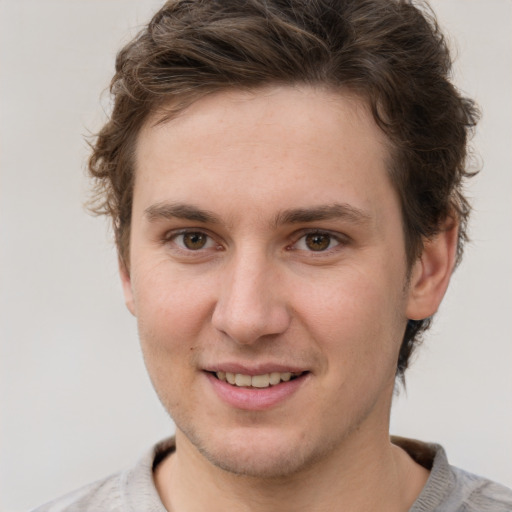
top-left (203, 363), bottom-right (308, 376)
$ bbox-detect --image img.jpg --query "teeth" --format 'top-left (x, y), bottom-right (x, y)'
top-left (269, 372), bottom-right (281, 385)
top-left (251, 374), bottom-right (270, 388)
top-left (235, 373), bottom-right (252, 387)
top-left (281, 372), bottom-right (291, 382)
top-left (216, 371), bottom-right (302, 388)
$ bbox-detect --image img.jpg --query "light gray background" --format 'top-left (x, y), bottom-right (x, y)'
top-left (0, 1), bottom-right (511, 511)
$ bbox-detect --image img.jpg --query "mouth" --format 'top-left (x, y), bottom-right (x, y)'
top-left (205, 368), bottom-right (310, 410)
top-left (210, 371), bottom-right (306, 389)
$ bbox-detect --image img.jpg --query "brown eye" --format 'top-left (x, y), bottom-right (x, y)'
top-left (181, 232), bottom-right (209, 250)
top-left (305, 233), bottom-right (331, 251)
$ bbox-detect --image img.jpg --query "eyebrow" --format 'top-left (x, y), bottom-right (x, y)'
top-left (143, 201), bottom-right (371, 227)
top-left (273, 203), bottom-right (371, 227)
top-left (144, 202), bottom-right (221, 224)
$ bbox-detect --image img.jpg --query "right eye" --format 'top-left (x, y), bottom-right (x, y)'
top-left (171, 231), bottom-right (216, 251)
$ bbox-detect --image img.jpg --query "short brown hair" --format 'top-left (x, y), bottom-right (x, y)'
top-left (88, 0), bottom-right (479, 378)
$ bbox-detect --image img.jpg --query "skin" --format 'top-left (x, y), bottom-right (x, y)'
top-left (121, 86), bottom-right (457, 511)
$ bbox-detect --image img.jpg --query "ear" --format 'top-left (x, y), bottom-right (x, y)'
top-left (406, 218), bottom-right (459, 321)
top-left (119, 258), bottom-right (136, 316)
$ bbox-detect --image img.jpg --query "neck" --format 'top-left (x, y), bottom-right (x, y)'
top-left (155, 428), bottom-right (429, 512)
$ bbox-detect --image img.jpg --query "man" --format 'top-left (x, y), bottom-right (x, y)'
top-left (33, 0), bottom-right (512, 510)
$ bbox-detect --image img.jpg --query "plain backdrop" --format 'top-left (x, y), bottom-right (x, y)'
top-left (0, 1), bottom-right (511, 511)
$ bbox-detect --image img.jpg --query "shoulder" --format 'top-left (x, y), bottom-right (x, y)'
top-left (30, 438), bottom-right (175, 512)
top-left (393, 436), bottom-right (512, 512)
top-left (446, 466), bottom-right (512, 512)
top-left (30, 473), bottom-right (124, 512)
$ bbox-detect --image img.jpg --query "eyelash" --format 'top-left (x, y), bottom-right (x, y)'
top-left (287, 230), bottom-right (346, 253)
top-left (163, 229), bottom-right (348, 255)
top-left (164, 229), bottom-right (221, 253)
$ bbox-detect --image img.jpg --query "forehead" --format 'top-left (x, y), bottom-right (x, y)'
top-left (133, 86), bottom-right (395, 225)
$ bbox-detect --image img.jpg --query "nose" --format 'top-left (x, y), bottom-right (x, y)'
top-left (211, 250), bottom-right (291, 345)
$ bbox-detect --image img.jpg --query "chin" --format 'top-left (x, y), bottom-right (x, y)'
top-left (199, 442), bottom-right (314, 479)
top-left (179, 423), bottom-right (328, 479)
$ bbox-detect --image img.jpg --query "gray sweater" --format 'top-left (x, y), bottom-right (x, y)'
top-left (32, 437), bottom-right (512, 511)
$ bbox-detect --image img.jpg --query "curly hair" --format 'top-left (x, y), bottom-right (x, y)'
top-left (88, 0), bottom-right (479, 379)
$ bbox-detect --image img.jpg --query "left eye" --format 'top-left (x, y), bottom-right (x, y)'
top-left (294, 232), bottom-right (340, 252)
top-left (173, 232), bottom-right (216, 251)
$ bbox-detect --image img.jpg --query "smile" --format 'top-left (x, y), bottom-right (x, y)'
top-left (214, 371), bottom-right (304, 388)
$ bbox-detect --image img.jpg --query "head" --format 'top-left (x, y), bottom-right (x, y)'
top-left (88, 0), bottom-right (479, 380)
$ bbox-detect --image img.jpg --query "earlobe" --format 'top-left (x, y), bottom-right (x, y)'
top-left (406, 218), bottom-right (459, 321)
top-left (119, 258), bottom-right (136, 316)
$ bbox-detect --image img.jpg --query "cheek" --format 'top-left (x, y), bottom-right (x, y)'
top-left (294, 268), bottom-right (406, 372)
top-left (131, 266), bottom-right (216, 412)
top-left (131, 263), bottom-right (215, 358)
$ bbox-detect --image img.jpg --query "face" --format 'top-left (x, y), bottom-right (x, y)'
top-left (123, 86), bottom-right (420, 478)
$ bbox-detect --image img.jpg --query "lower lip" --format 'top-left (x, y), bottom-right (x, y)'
top-left (205, 372), bottom-right (309, 411)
